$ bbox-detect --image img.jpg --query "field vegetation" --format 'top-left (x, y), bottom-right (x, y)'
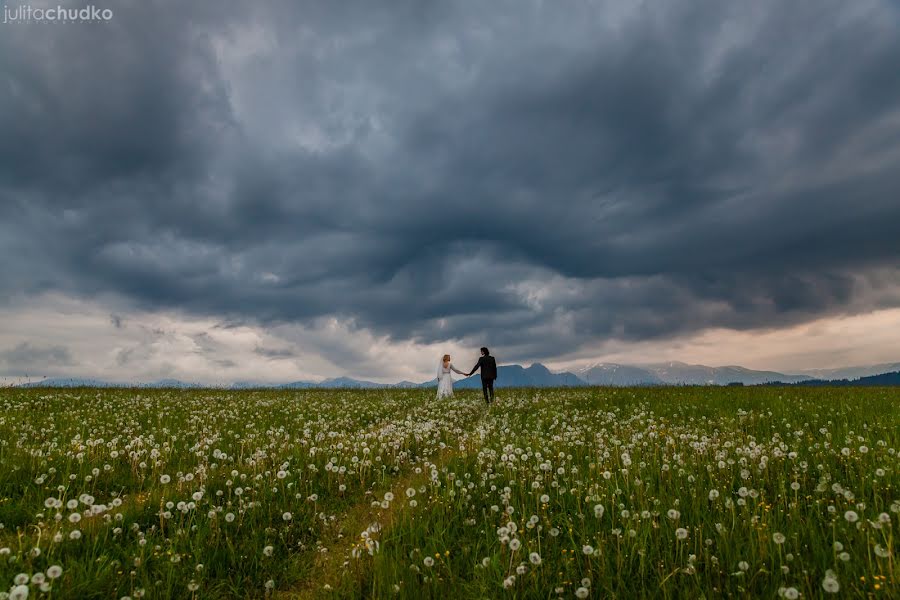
top-left (0, 386), bottom-right (897, 598)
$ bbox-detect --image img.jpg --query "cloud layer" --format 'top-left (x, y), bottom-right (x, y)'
top-left (1, 0), bottom-right (899, 379)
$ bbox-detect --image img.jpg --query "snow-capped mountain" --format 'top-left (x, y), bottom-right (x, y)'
top-left (640, 361), bottom-right (811, 385)
top-left (572, 361), bottom-right (811, 385)
top-left (573, 363), bottom-right (663, 386)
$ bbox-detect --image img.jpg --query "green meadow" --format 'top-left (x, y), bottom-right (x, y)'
top-left (0, 386), bottom-right (897, 599)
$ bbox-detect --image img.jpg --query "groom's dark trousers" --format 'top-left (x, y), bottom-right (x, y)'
top-left (481, 378), bottom-right (495, 404)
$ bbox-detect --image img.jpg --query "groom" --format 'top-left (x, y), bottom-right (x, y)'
top-left (468, 347), bottom-right (498, 405)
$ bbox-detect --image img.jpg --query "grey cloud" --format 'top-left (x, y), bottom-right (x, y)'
top-left (115, 346), bottom-right (139, 367)
top-left (1, 0), bottom-right (899, 364)
top-left (254, 345), bottom-right (299, 359)
top-left (1, 342), bottom-right (74, 370)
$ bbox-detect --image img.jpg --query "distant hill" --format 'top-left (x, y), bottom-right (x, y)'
top-left (19, 377), bottom-right (122, 388)
top-left (795, 362), bottom-right (900, 381)
top-left (230, 381), bottom-right (273, 389)
top-left (273, 381), bottom-right (318, 389)
top-left (314, 377), bottom-right (392, 389)
top-left (394, 380), bottom-right (420, 388)
top-left (768, 370), bottom-right (900, 387)
top-left (18, 377), bottom-right (204, 388)
top-left (147, 379), bottom-right (203, 388)
top-left (640, 361), bottom-right (812, 385)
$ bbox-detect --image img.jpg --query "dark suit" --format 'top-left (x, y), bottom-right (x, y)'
top-left (469, 354), bottom-right (497, 404)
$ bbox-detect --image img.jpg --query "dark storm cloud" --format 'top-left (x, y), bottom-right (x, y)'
top-left (2, 0), bottom-right (900, 362)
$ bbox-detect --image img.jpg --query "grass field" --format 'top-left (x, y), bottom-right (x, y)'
top-left (0, 386), bottom-right (897, 599)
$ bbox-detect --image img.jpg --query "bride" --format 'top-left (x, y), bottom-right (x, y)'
top-left (436, 354), bottom-right (466, 399)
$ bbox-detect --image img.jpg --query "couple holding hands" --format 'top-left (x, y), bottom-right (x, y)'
top-left (437, 347), bottom-right (497, 404)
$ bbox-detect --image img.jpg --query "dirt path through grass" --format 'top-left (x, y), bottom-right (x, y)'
top-left (274, 447), bottom-right (458, 599)
top-left (275, 404), bottom-right (488, 599)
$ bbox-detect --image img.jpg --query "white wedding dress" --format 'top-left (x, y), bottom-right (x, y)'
top-left (436, 361), bottom-right (459, 399)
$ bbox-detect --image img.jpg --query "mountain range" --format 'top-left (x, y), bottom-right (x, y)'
top-left (11, 360), bottom-right (900, 389)
top-left (767, 370), bottom-right (900, 387)
top-left (250, 364), bottom-right (586, 390)
top-left (573, 361), bottom-right (813, 386)
top-left (793, 362), bottom-right (900, 381)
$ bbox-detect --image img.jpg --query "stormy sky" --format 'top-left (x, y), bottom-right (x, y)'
top-left (1, 0), bottom-right (899, 384)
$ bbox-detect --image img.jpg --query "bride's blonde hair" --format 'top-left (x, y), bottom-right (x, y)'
top-left (442, 354), bottom-right (451, 363)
